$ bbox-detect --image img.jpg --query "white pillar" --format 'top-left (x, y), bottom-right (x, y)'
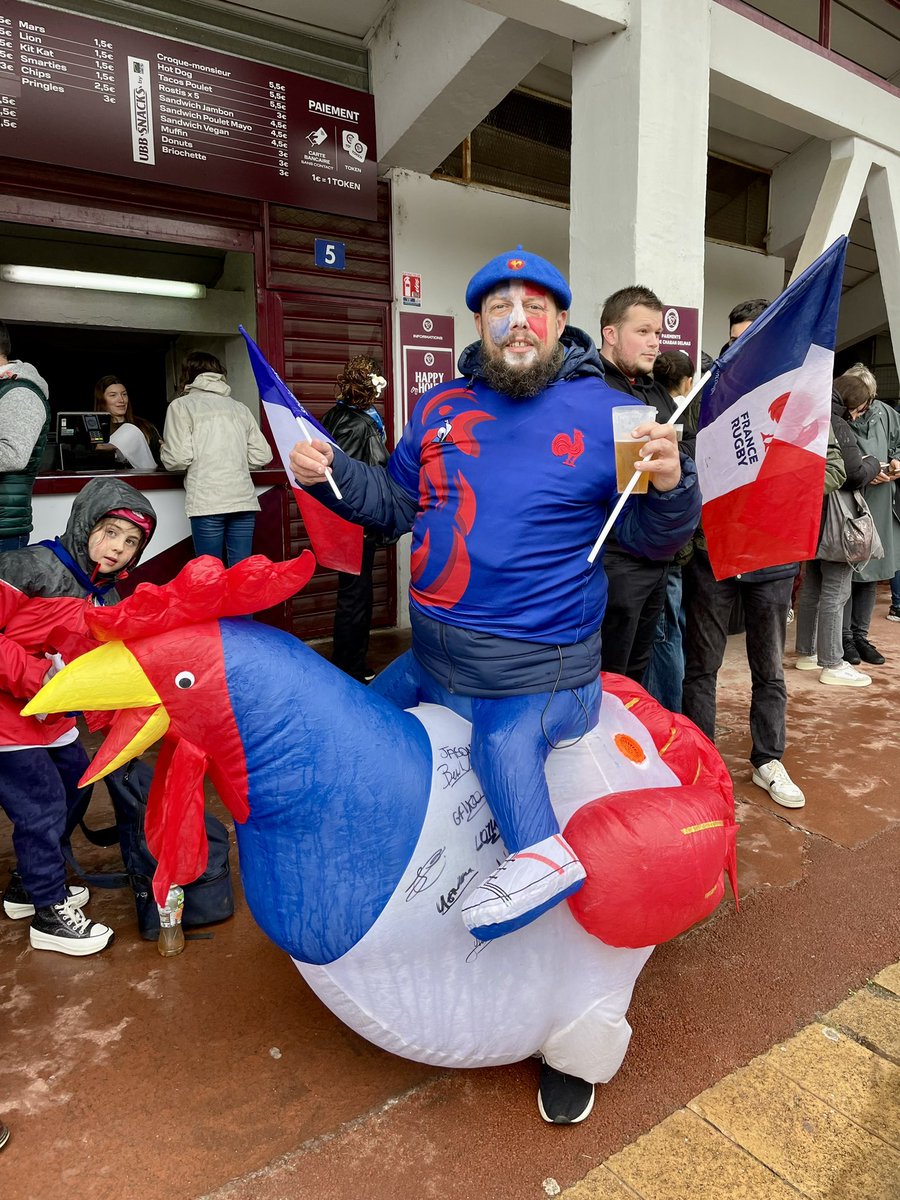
top-left (568, 0), bottom-right (710, 336)
top-left (866, 161), bottom-right (900, 379)
top-left (371, 0), bottom-right (554, 173)
top-left (790, 138), bottom-right (874, 281)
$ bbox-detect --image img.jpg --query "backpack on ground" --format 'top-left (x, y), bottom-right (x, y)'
top-left (65, 757), bottom-right (234, 940)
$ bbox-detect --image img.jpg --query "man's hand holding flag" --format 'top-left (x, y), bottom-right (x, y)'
top-left (588, 237), bottom-right (847, 579)
top-left (241, 325), bottom-right (363, 575)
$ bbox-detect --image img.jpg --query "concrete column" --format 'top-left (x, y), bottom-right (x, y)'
top-left (568, 0), bottom-right (710, 336)
top-left (370, 0), bottom-right (555, 174)
top-left (866, 161), bottom-right (900, 377)
top-left (790, 138), bottom-right (874, 281)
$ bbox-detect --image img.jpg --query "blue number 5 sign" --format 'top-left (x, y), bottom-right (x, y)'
top-left (315, 239), bottom-right (346, 270)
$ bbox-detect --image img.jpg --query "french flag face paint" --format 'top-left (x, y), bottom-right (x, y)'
top-left (477, 281), bottom-right (561, 370)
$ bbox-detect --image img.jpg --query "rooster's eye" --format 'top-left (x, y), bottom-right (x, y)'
top-left (175, 671), bottom-right (195, 689)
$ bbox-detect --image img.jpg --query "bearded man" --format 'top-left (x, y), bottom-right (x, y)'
top-left (290, 248), bottom-right (699, 1120)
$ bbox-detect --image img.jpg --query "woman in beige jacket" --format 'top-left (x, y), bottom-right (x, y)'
top-left (161, 351), bottom-right (272, 564)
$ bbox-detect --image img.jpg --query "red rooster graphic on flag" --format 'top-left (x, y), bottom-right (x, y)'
top-left (552, 428), bottom-right (584, 468)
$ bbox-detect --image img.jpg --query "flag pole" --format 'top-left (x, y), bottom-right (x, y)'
top-left (587, 369), bottom-right (713, 564)
top-left (296, 416), bottom-right (343, 501)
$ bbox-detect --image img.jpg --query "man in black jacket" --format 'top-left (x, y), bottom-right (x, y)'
top-left (682, 299), bottom-right (805, 809)
top-left (598, 286), bottom-right (684, 681)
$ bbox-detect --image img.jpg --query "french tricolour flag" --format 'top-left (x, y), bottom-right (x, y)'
top-left (240, 325), bottom-right (363, 574)
top-left (696, 236), bottom-right (847, 580)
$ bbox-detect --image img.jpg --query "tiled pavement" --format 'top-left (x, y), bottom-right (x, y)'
top-left (562, 963), bottom-right (900, 1200)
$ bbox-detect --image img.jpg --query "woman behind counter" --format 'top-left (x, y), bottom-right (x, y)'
top-left (94, 375), bottom-right (161, 470)
top-left (161, 350), bottom-right (272, 566)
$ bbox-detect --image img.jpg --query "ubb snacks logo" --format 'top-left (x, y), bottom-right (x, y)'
top-left (128, 58), bottom-right (155, 165)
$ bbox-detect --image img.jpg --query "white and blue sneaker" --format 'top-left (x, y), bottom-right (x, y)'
top-left (3, 870), bottom-right (89, 920)
top-left (462, 833), bottom-right (585, 940)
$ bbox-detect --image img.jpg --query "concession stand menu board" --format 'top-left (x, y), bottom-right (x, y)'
top-left (0, 1), bottom-right (377, 219)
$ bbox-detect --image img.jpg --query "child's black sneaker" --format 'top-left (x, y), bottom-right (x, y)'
top-left (887, 606), bottom-right (900, 623)
top-left (3, 870), bottom-right (89, 920)
top-left (30, 900), bottom-right (114, 956)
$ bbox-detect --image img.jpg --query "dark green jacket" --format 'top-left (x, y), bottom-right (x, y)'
top-left (0, 364), bottom-right (51, 539)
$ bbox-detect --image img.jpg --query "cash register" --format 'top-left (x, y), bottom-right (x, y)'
top-left (55, 412), bottom-right (117, 472)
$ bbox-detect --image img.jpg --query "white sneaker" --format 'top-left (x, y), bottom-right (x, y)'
top-left (751, 760), bottom-right (805, 809)
top-left (819, 661), bottom-right (872, 687)
top-left (794, 655), bottom-right (818, 670)
top-left (2, 870), bottom-right (89, 920)
top-left (462, 834), bottom-right (586, 940)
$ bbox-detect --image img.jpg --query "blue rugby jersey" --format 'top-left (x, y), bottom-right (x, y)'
top-left (383, 375), bottom-right (694, 643)
top-left (316, 368), bottom-right (700, 647)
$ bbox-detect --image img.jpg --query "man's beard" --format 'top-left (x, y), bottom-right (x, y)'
top-left (480, 343), bottom-right (565, 399)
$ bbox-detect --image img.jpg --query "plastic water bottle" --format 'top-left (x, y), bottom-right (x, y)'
top-left (157, 885), bottom-right (185, 957)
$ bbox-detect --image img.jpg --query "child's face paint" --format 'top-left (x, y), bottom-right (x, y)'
top-left (476, 282), bottom-right (565, 370)
top-left (88, 518), bottom-right (142, 575)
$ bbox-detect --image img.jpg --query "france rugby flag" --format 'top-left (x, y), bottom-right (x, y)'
top-left (696, 236), bottom-right (847, 580)
top-left (240, 325), bottom-right (363, 574)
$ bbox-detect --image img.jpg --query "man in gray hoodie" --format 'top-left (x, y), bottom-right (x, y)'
top-left (0, 321), bottom-right (50, 551)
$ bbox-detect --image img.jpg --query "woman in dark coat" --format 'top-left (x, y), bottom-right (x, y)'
top-left (794, 386), bottom-right (881, 686)
top-left (321, 357), bottom-right (390, 682)
top-left (836, 373), bottom-right (900, 665)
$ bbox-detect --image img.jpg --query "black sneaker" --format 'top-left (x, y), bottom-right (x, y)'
top-left (0, 1122), bottom-right (9, 1151)
top-left (854, 635), bottom-right (885, 665)
top-left (537, 1061), bottom-right (595, 1124)
top-left (842, 637), bottom-right (862, 665)
top-left (30, 900), bottom-right (114, 957)
top-left (887, 606), bottom-right (900, 623)
top-left (3, 870), bottom-right (89, 920)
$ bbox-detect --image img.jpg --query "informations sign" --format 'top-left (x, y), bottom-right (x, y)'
top-left (400, 313), bottom-right (455, 422)
top-left (0, 1), bottom-right (377, 219)
top-left (659, 304), bottom-right (700, 368)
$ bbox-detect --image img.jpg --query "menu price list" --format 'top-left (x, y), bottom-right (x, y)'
top-left (0, 0), bottom-right (377, 219)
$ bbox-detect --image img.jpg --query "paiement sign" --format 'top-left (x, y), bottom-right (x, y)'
top-left (0, 1), bottom-right (377, 219)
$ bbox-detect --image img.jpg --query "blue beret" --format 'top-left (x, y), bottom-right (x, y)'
top-left (465, 245), bottom-right (572, 313)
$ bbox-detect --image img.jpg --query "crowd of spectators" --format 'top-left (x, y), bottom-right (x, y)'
top-left (1, 260), bottom-right (898, 1142)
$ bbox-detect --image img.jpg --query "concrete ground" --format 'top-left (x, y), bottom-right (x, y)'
top-left (1, 586), bottom-right (899, 1200)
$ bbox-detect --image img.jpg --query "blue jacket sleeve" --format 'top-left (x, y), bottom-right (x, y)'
top-left (613, 453), bottom-right (701, 561)
top-left (305, 446), bottom-right (420, 539)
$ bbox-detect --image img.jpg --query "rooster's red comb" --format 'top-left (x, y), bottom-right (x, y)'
top-left (85, 553), bottom-right (316, 641)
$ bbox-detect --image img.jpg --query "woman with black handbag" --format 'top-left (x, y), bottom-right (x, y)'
top-left (794, 382), bottom-right (881, 686)
top-left (835, 371), bottom-right (900, 666)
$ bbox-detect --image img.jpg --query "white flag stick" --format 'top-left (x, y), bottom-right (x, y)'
top-left (296, 415), bottom-right (343, 501)
top-left (587, 369), bottom-right (713, 564)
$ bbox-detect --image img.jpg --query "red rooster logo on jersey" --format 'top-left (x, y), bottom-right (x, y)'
top-left (551, 428), bottom-right (585, 468)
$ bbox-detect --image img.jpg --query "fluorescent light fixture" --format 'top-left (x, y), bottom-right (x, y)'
top-left (0, 264), bottom-right (206, 299)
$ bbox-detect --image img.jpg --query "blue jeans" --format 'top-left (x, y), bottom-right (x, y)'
top-left (0, 741), bottom-right (91, 908)
top-left (891, 569), bottom-right (900, 609)
top-left (0, 534), bottom-right (29, 553)
top-left (642, 565), bottom-right (685, 712)
top-left (190, 511), bottom-right (256, 567)
top-left (371, 650), bottom-right (601, 853)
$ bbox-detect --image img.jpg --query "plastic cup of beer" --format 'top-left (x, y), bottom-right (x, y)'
top-left (612, 405), bottom-right (656, 494)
